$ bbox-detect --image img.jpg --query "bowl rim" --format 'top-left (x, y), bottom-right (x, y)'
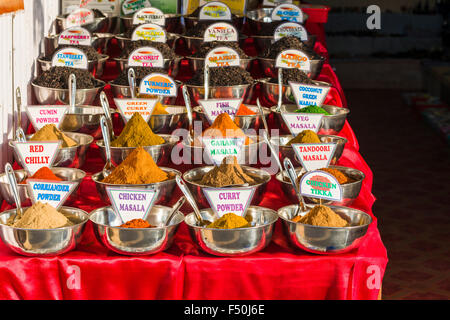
top-left (95, 134), bottom-right (180, 150)
top-left (180, 33), bottom-right (248, 41)
top-left (91, 167), bottom-right (181, 187)
top-left (270, 104), bottom-right (350, 117)
top-left (183, 14), bottom-right (245, 20)
top-left (193, 104), bottom-right (270, 118)
top-left (148, 105), bottom-right (187, 117)
top-left (10, 131), bottom-right (94, 151)
top-left (0, 167), bottom-right (87, 185)
top-left (64, 105), bottom-right (117, 115)
top-left (258, 78), bottom-right (331, 87)
top-left (181, 134), bottom-right (262, 149)
top-left (31, 78), bottom-right (106, 92)
top-left (184, 82), bottom-right (254, 89)
top-left (270, 134), bottom-right (348, 150)
top-left (113, 32), bottom-right (180, 41)
top-left (109, 79), bottom-right (183, 89)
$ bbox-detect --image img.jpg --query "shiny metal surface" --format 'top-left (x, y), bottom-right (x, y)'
top-left (277, 204), bottom-right (372, 254)
top-left (180, 34), bottom-right (247, 55)
top-left (109, 81), bottom-right (180, 105)
top-left (114, 32), bottom-right (178, 50)
top-left (96, 134), bottom-right (180, 166)
top-left (182, 165), bottom-right (271, 208)
top-left (185, 82), bottom-right (255, 106)
top-left (147, 105), bottom-right (188, 134)
top-left (37, 54), bottom-right (109, 77)
top-left (90, 205), bottom-right (184, 255)
top-left (113, 56), bottom-right (182, 78)
top-left (55, 14), bottom-right (112, 34)
top-left (185, 56), bottom-right (253, 73)
top-left (258, 56), bottom-right (325, 79)
top-left (91, 167), bottom-right (180, 205)
top-left (252, 34), bottom-right (317, 52)
top-left (275, 165), bottom-right (365, 206)
top-left (183, 15), bottom-right (244, 30)
top-left (246, 8), bottom-right (309, 34)
top-left (185, 206), bottom-right (278, 256)
top-left (120, 14), bottom-right (183, 33)
top-left (270, 104), bottom-right (350, 135)
top-left (0, 206), bottom-right (89, 256)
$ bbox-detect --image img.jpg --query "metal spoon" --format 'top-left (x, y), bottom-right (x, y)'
top-left (16, 127), bottom-right (27, 142)
top-left (14, 87), bottom-right (22, 141)
top-left (100, 116), bottom-right (115, 179)
top-left (276, 68), bottom-right (283, 112)
top-left (283, 157), bottom-right (306, 218)
top-left (256, 98), bottom-right (269, 136)
top-left (182, 85), bottom-right (194, 143)
top-left (128, 67), bottom-right (136, 99)
top-left (100, 91), bottom-right (115, 140)
top-left (262, 131), bottom-right (284, 176)
top-left (69, 73), bottom-right (76, 109)
top-left (175, 175), bottom-right (212, 227)
top-left (204, 64), bottom-right (209, 101)
top-left (4, 163), bottom-right (23, 224)
top-left (163, 196), bottom-right (186, 227)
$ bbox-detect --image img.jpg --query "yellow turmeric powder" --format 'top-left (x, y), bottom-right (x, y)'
top-left (111, 112), bottom-right (164, 147)
top-left (207, 212), bottom-right (250, 229)
top-left (286, 130), bottom-right (321, 146)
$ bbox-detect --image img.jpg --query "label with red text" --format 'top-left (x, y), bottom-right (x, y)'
top-left (203, 186), bottom-right (256, 218)
top-left (13, 141), bottom-right (61, 175)
top-left (281, 112), bottom-right (323, 135)
top-left (138, 73), bottom-right (177, 96)
top-left (274, 22), bottom-right (308, 41)
top-left (113, 98), bottom-right (158, 123)
top-left (199, 1), bottom-right (232, 20)
top-left (58, 26), bottom-right (92, 46)
top-left (27, 179), bottom-right (78, 209)
top-left (198, 98), bottom-right (242, 124)
top-left (66, 8), bottom-right (95, 27)
top-left (205, 46), bottom-right (240, 68)
top-left (131, 23), bottom-right (167, 42)
top-left (299, 170), bottom-right (342, 201)
top-left (127, 46), bottom-right (164, 68)
top-left (51, 47), bottom-right (88, 69)
top-left (133, 7), bottom-right (166, 25)
top-left (202, 137), bottom-right (245, 165)
top-left (292, 143), bottom-right (336, 171)
top-left (275, 49), bottom-right (310, 73)
top-left (289, 81), bottom-right (330, 107)
top-left (271, 3), bottom-right (304, 23)
top-left (26, 105), bottom-right (69, 131)
top-left (203, 22), bottom-right (238, 42)
top-left (106, 187), bottom-right (159, 224)
top-left (122, 0), bottom-right (152, 16)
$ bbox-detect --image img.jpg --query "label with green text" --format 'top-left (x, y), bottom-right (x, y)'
top-left (299, 170), bottom-right (342, 201)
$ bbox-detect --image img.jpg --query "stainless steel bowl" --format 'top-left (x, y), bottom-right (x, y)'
top-left (55, 14), bottom-right (112, 34)
top-left (193, 104), bottom-right (270, 132)
top-left (0, 167), bottom-right (86, 206)
top-left (259, 56), bottom-right (325, 79)
top-left (31, 80), bottom-right (105, 106)
top-left (246, 8), bottom-right (309, 34)
top-left (185, 82), bottom-right (256, 106)
top-left (10, 132), bottom-right (94, 169)
top-left (277, 204), bottom-right (372, 254)
top-left (259, 78), bottom-right (331, 105)
top-left (90, 205), bottom-right (184, 255)
top-left (185, 206), bottom-right (278, 256)
top-left (252, 34), bottom-right (317, 52)
top-left (37, 54), bottom-right (109, 77)
top-left (269, 134), bottom-right (347, 167)
top-left (109, 80), bottom-right (181, 105)
top-left (91, 167), bottom-right (180, 205)
top-left (185, 55), bottom-right (254, 73)
top-left (183, 15), bottom-right (244, 30)
top-left (275, 165), bottom-right (365, 206)
top-left (60, 105), bottom-right (117, 139)
top-left (113, 56), bottom-right (182, 78)
top-left (270, 104), bottom-right (350, 135)
top-left (180, 34), bottom-right (247, 55)
top-left (120, 13), bottom-right (183, 33)
top-left (148, 105), bottom-right (188, 134)
top-left (114, 32), bottom-right (179, 50)
top-left (96, 134), bottom-right (180, 166)
top-left (92, 33), bottom-right (114, 54)
top-left (43, 33), bottom-right (113, 58)
top-left (181, 135), bottom-right (263, 166)
top-left (182, 165), bottom-right (271, 208)
top-left (0, 206), bottom-right (89, 256)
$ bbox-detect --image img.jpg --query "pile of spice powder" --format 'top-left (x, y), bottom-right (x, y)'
top-left (119, 218), bottom-right (154, 228)
top-left (30, 124), bottom-right (77, 148)
top-left (235, 104), bottom-right (256, 116)
top-left (296, 105), bottom-right (331, 115)
top-left (9, 202), bottom-right (74, 229)
top-left (111, 112), bottom-right (164, 147)
top-left (291, 205), bottom-right (348, 227)
top-left (20, 167), bottom-right (62, 184)
top-left (207, 213), bottom-right (250, 229)
top-left (201, 112), bottom-right (253, 145)
top-left (286, 130), bottom-right (321, 145)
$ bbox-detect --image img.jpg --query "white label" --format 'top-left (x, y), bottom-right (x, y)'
top-left (58, 27), bottom-right (92, 46)
top-left (66, 8), bottom-right (95, 27)
top-left (199, 1), bottom-right (232, 21)
top-left (51, 47), bottom-right (88, 69)
top-left (127, 46), bottom-right (164, 68)
top-left (281, 112), bottom-right (323, 135)
top-left (299, 170), bottom-right (343, 201)
top-left (292, 143), bottom-right (336, 171)
top-left (274, 22), bottom-right (308, 41)
top-left (122, 0), bottom-right (152, 16)
top-left (203, 22), bottom-right (238, 42)
top-left (205, 46), bottom-right (241, 68)
top-left (106, 187), bottom-right (159, 224)
top-left (26, 180), bottom-right (78, 210)
top-left (138, 73), bottom-right (177, 97)
top-left (131, 23), bottom-right (166, 42)
top-left (13, 141), bottom-right (61, 176)
top-left (263, 0), bottom-right (292, 7)
top-left (113, 98), bottom-right (158, 123)
top-left (132, 7), bottom-right (165, 25)
top-left (271, 3), bottom-right (304, 23)
top-left (26, 105), bottom-right (69, 131)
top-left (198, 98), bottom-right (242, 124)
top-left (202, 137), bottom-right (245, 166)
top-left (203, 186), bottom-right (256, 218)
top-left (289, 81), bottom-right (330, 108)
top-left (275, 49), bottom-right (310, 72)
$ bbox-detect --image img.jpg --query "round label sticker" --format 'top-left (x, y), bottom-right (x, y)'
top-left (131, 23), bottom-right (167, 42)
top-left (299, 170), bottom-right (343, 201)
top-left (273, 22), bottom-right (308, 41)
top-left (271, 4), bottom-right (304, 23)
top-left (122, 0), bottom-right (152, 16)
top-left (128, 46), bottom-right (164, 68)
top-left (138, 73), bottom-right (177, 97)
top-left (132, 7), bottom-right (166, 26)
top-left (203, 22), bottom-right (238, 42)
top-left (275, 49), bottom-right (310, 72)
top-left (199, 1), bottom-right (232, 21)
top-left (51, 47), bottom-right (89, 69)
top-left (205, 46), bottom-right (241, 68)
top-left (58, 27), bottom-right (92, 46)
top-left (66, 8), bottom-right (95, 28)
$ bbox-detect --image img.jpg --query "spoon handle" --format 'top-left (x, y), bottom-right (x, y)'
top-left (164, 196), bottom-right (186, 226)
top-left (204, 65), bottom-right (209, 101)
top-left (277, 68), bottom-right (283, 112)
top-left (4, 163), bottom-right (23, 220)
top-left (69, 73), bottom-right (76, 108)
top-left (175, 175), bottom-right (204, 224)
top-left (256, 98), bottom-right (269, 136)
top-left (100, 91), bottom-right (114, 138)
top-left (182, 85), bottom-right (194, 142)
top-left (263, 131), bottom-right (283, 176)
top-left (15, 87), bottom-right (22, 141)
top-left (100, 116), bottom-right (113, 169)
top-left (128, 68), bottom-right (136, 99)
top-left (283, 158), bottom-right (306, 212)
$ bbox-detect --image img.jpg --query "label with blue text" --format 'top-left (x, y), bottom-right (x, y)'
top-left (271, 3), bottom-right (304, 23)
top-left (138, 73), bottom-right (177, 96)
top-left (27, 179), bottom-right (78, 209)
top-left (51, 47), bottom-right (88, 69)
top-left (289, 81), bottom-right (330, 107)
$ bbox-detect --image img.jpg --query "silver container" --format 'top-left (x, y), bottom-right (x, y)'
top-left (185, 206), bottom-right (278, 256)
top-left (270, 104), bottom-right (350, 135)
top-left (109, 80), bottom-right (181, 105)
top-left (31, 80), bottom-right (105, 106)
top-left (120, 14), bottom-right (183, 33)
top-left (246, 8), bottom-right (309, 34)
top-left (90, 205), bottom-right (184, 255)
top-left (43, 33), bottom-right (114, 58)
top-left (275, 165), bottom-right (365, 206)
top-left (148, 105), bottom-right (188, 134)
top-left (113, 56), bottom-right (182, 78)
top-left (185, 55), bottom-right (254, 73)
top-left (37, 54), bottom-right (109, 77)
top-left (60, 105), bottom-right (117, 139)
top-left (252, 34), bottom-right (317, 52)
top-left (182, 165), bottom-right (272, 208)
top-left (96, 134), bottom-right (180, 166)
top-left (0, 167), bottom-right (86, 206)
top-left (183, 15), bottom-right (244, 30)
top-left (0, 206), bottom-right (89, 256)
top-left (181, 135), bottom-right (263, 166)
top-left (55, 14), bottom-right (112, 34)
top-left (10, 132), bottom-right (94, 169)
top-left (278, 204), bottom-right (372, 254)
top-left (184, 82), bottom-right (256, 106)
top-left (91, 167), bottom-right (180, 205)
top-left (270, 134), bottom-right (347, 167)
top-left (114, 32), bottom-right (179, 50)
top-left (258, 56), bottom-right (325, 79)
top-left (180, 34), bottom-right (247, 55)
